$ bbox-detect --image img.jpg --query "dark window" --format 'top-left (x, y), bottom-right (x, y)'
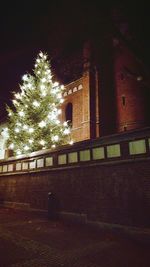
top-left (65, 103), bottom-right (73, 127)
top-left (122, 95), bottom-right (126, 106)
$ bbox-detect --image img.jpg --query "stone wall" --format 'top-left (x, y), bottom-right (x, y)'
top-left (0, 160), bottom-right (150, 228)
top-left (0, 127), bottom-right (150, 228)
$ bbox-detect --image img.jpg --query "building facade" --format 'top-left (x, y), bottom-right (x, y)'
top-left (0, 120), bottom-right (8, 159)
top-left (0, 35), bottom-right (150, 158)
top-left (60, 38), bottom-right (150, 143)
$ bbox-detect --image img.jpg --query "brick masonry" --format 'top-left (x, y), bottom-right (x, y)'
top-left (61, 77), bottom-right (90, 142)
top-left (0, 38), bottom-right (150, 230)
top-left (59, 38), bottom-right (150, 142)
top-left (0, 156), bottom-right (150, 228)
top-left (113, 38), bottom-right (149, 132)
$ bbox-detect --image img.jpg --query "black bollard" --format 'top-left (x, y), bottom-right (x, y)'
top-left (48, 192), bottom-right (56, 220)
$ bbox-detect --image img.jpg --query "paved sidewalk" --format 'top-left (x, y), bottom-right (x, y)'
top-left (0, 208), bottom-right (150, 267)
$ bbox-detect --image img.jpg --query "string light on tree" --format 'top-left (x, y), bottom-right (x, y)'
top-left (39, 121), bottom-right (46, 128)
top-left (18, 111), bottom-right (25, 117)
top-left (33, 100), bottom-right (40, 107)
top-left (24, 145), bottom-right (29, 151)
top-left (40, 140), bottom-right (45, 146)
top-left (23, 125), bottom-right (28, 130)
top-left (15, 128), bottom-right (20, 133)
top-left (29, 128), bottom-right (34, 133)
top-left (6, 51), bottom-right (73, 155)
top-left (9, 143), bottom-right (14, 149)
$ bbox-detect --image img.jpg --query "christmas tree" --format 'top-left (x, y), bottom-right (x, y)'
top-left (6, 51), bottom-right (73, 156)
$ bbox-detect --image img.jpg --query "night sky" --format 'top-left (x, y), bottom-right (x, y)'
top-left (0, 1), bottom-right (149, 118)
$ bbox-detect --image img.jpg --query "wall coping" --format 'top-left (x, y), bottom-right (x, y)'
top-left (0, 126), bottom-right (150, 175)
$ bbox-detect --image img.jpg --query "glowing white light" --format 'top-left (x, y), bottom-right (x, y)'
top-left (17, 150), bottom-right (21, 155)
top-left (63, 128), bottom-right (70, 135)
top-left (35, 64), bottom-right (37, 68)
top-left (33, 100), bottom-right (40, 107)
top-left (57, 109), bottom-right (62, 115)
top-left (22, 74), bottom-right (28, 81)
top-left (8, 112), bottom-right (12, 116)
top-left (61, 85), bottom-right (64, 90)
top-left (57, 94), bottom-right (62, 99)
top-left (24, 145), bottom-right (29, 151)
top-left (29, 139), bottom-right (33, 144)
top-left (13, 99), bottom-right (18, 105)
top-left (3, 127), bottom-right (8, 133)
top-left (44, 55), bottom-right (47, 60)
top-left (51, 144), bottom-right (56, 148)
top-left (63, 121), bottom-right (68, 126)
top-left (27, 83), bottom-right (32, 89)
top-left (37, 71), bottom-right (41, 74)
top-left (51, 89), bottom-right (57, 95)
top-left (60, 98), bottom-right (64, 103)
top-left (69, 140), bottom-right (74, 145)
top-left (52, 135), bottom-right (59, 142)
top-left (21, 91), bottom-right (25, 96)
top-left (29, 128), bottom-right (34, 133)
top-left (36, 58), bottom-right (40, 63)
top-left (47, 69), bottom-right (51, 73)
top-left (41, 91), bottom-right (46, 97)
top-left (39, 52), bottom-right (43, 57)
top-left (41, 77), bottom-right (46, 83)
top-left (15, 93), bottom-right (21, 99)
top-left (20, 85), bottom-right (25, 91)
top-left (40, 140), bottom-right (45, 145)
top-left (40, 84), bottom-right (45, 90)
top-left (23, 125), bottom-right (28, 130)
top-left (137, 76), bottom-right (143, 81)
top-left (15, 128), bottom-right (20, 133)
top-left (53, 81), bottom-right (59, 87)
top-left (2, 128), bottom-right (9, 138)
top-left (39, 121), bottom-right (46, 128)
top-left (9, 143), bottom-right (14, 149)
top-left (19, 111), bottom-right (25, 117)
top-left (56, 120), bottom-right (60, 125)
top-left (48, 113), bottom-right (57, 120)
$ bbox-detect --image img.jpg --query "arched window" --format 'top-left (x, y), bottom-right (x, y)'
top-left (65, 103), bottom-right (73, 127)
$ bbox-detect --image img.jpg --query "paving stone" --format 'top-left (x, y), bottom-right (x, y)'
top-left (0, 208), bottom-right (150, 267)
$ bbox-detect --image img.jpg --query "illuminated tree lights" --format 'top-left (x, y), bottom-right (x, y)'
top-left (6, 51), bottom-right (73, 156)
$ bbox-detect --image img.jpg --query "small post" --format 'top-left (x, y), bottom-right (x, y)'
top-left (48, 192), bottom-right (55, 220)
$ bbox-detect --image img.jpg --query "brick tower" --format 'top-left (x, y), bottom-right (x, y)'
top-left (59, 36), bottom-right (150, 143)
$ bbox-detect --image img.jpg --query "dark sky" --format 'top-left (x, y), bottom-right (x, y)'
top-left (0, 1), bottom-right (149, 117)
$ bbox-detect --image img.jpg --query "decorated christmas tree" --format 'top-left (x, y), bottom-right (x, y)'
top-left (6, 52), bottom-right (73, 156)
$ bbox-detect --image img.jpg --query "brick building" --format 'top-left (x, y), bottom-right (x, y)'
top-left (59, 37), bottom-right (150, 143)
top-left (0, 36), bottom-right (150, 156)
top-left (0, 15), bottom-right (150, 153)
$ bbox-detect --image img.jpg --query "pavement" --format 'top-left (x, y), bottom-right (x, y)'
top-left (0, 207), bottom-right (150, 267)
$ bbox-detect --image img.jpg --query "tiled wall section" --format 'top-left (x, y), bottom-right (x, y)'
top-left (0, 136), bottom-right (150, 174)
